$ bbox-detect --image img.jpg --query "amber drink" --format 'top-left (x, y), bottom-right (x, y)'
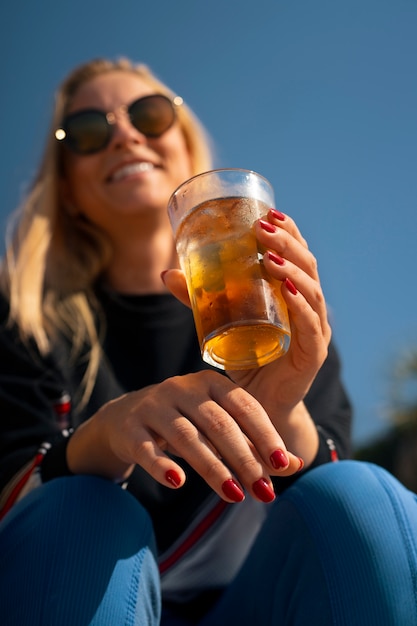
top-left (168, 169), bottom-right (291, 370)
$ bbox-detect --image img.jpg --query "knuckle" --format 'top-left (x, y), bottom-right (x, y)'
top-left (204, 411), bottom-right (235, 438)
top-left (132, 437), bottom-right (155, 463)
top-left (310, 312), bottom-right (324, 336)
top-left (307, 254), bottom-right (319, 276)
top-left (204, 458), bottom-right (225, 482)
top-left (312, 285), bottom-right (325, 307)
top-left (278, 238), bottom-right (290, 258)
top-left (232, 396), bottom-right (261, 423)
top-left (234, 453), bottom-right (261, 476)
top-left (133, 437), bottom-right (151, 454)
top-left (326, 322), bottom-right (332, 343)
top-left (148, 455), bottom-right (164, 476)
top-left (169, 417), bottom-right (196, 448)
top-left (160, 375), bottom-right (184, 393)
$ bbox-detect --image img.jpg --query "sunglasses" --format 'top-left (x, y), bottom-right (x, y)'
top-left (55, 94), bottom-right (182, 155)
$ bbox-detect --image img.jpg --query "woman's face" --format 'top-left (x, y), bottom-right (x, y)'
top-left (61, 71), bottom-right (193, 233)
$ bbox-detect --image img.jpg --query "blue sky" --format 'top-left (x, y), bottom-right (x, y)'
top-left (1, 0), bottom-right (416, 445)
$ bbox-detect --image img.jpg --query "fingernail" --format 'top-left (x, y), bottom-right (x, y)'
top-left (259, 219), bottom-right (276, 233)
top-left (222, 479), bottom-right (245, 503)
top-left (269, 208), bottom-right (286, 221)
top-left (270, 449), bottom-right (289, 469)
top-left (252, 478), bottom-right (275, 503)
top-left (166, 469), bottom-right (182, 487)
top-left (267, 251), bottom-right (285, 266)
top-left (285, 278), bottom-right (298, 295)
top-left (160, 270), bottom-right (169, 284)
top-left (297, 457), bottom-right (304, 472)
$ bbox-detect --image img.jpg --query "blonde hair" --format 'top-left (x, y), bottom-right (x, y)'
top-left (2, 57), bottom-right (213, 408)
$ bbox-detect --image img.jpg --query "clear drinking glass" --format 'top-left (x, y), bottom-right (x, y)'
top-left (168, 168), bottom-right (291, 370)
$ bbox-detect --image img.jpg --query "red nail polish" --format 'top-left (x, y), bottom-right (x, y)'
top-left (285, 278), bottom-right (297, 295)
top-left (267, 251), bottom-right (285, 266)
top-left (222, 479), bottom-right (245, 502)
top-left (259, 219), bottom-right (276, 233)
top-left (270, 449), bottom-right (289, 469)
top-left (269, 208), bottom-right (286, 221)
top-left (166, 469), bottom-right (182, 487)
top-left (252, 478), bottom-right (275, 503)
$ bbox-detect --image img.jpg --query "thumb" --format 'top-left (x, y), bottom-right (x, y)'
top-left (161, 269), bottom-right (191, 308)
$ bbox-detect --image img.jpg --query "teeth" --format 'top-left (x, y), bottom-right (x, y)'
top-left (111, 162), bottom-right (154, 181)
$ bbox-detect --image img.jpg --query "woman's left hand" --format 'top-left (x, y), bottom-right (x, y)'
top-left (231, 209), bottom-right (332, 412)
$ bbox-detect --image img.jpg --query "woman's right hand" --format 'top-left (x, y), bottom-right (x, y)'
top-left (66, 370), bottom-right (303, 504)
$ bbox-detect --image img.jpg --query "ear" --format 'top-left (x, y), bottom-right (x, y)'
top-left (161, 269), bottom-right (191, 308)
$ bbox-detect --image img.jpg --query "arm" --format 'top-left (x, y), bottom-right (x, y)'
top-left (272, 339), bottom-right (352, 493)
top-left (229, 211), bottom-right (351, 468)
top-left (0, 306), bottom-right (73, 517)
top-left (162, 209), bottom-right (352, 488)
top-left (2, 202), bottom-right (352, 514)
top-left (0, 289), bottom-right (303, 515)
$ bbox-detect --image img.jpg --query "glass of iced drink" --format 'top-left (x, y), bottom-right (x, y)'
top-left (167, 168), bottom-right (291, 370)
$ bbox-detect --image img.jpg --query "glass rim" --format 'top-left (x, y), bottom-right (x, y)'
top-left (168, 167), bottom-right (272, 203)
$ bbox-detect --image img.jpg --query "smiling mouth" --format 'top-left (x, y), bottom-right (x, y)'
top-left (110, 162), bottom-right (155, 182)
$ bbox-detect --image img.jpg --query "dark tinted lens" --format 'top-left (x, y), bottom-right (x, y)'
top-left (129, 95), bottom-right (176, 138)
top-left (64, 110), bottom-right (111, 154)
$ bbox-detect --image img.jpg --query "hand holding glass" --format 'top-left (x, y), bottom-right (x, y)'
top-left (168, 168), bottom-right (291, 370)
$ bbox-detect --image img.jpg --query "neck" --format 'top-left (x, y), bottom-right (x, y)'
top-left (103, 218), bottom-right (179, 295)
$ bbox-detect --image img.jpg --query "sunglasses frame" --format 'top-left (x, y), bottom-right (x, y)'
top-left (55, 93), bottom-right (182, 155)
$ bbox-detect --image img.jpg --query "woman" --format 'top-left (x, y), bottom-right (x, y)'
top-left (0, 57), bottom-right (416, 625)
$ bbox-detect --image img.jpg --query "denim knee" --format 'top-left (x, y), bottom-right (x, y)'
top-left (1, 476), bottom-right (161, 625)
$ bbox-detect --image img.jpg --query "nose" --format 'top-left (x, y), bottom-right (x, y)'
top-left (107, 110), bottom-right (146, 148)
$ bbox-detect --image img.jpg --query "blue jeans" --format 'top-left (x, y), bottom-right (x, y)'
top-left (1, 461), bottom-right (417, 625)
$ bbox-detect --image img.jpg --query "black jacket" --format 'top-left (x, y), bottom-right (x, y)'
top-left (0, 287), bottom-right (352, 560)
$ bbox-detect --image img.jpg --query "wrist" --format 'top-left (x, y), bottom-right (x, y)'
top-left (66, 416), bottom-right (134, 482)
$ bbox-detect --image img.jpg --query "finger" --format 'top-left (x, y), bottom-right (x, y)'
top-left (264, 252), bottom-right (329, 330)
top-left (168, 403), bottom-right (274, 502)
top-left (281, 276), bottom-right (331, 367)
top-left (205, 378), bottom-right (301, 478)
top-left (161, 268), bottom-right (191, 307)
top-left (129, 428), bottom-right (188, 489)
top-left (132, 420), bottom-right (240, 499)
top-left (272, 450), bottom-right (305, 476)
top-left (191, 397), bottom-right (273, 474)
top-left (244, 435), bottom-right (304, 478)
top-left (149, 412), bottom-right (248, 503)
top-left (132, 414), bottom-right (303, 500)
top-left (156, 377), bottom-right (286, 502)
top-left (267, 208), bottom-right (309, 249)
top-left (256, 218), bottom-right (329, 333)
top-left (136, 373), bottom-right (297, 503)
top-left (256, 219), bottom-right (319, 281)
